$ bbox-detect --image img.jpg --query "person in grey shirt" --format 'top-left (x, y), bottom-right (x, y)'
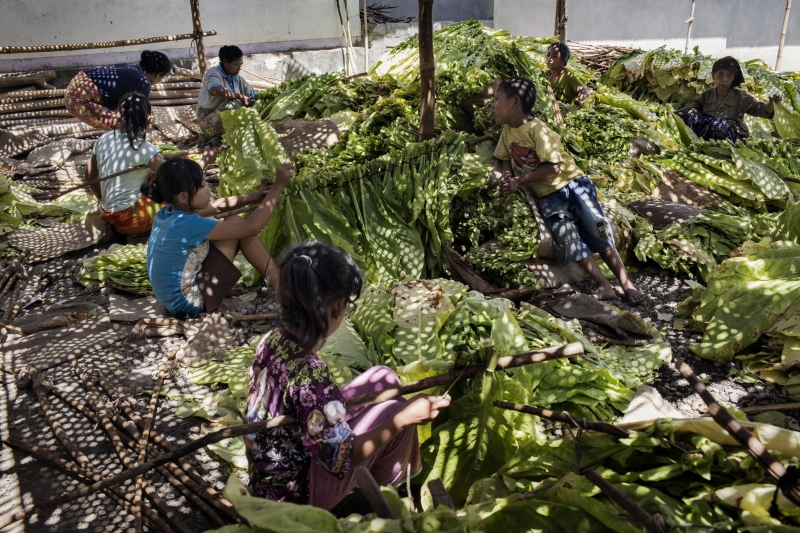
top-left (197, 45), bottom-right (258, 138)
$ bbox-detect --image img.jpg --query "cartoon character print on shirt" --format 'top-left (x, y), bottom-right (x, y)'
top-left (510, 142), bottom-right (541, 174)
top-left (308, 400), bottom-right (353, 475)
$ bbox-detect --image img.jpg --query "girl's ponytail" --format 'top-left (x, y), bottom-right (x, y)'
top-left (116, 92), bottom-right (151, 150)
top-left (277, 242), bottom-right (362, 351)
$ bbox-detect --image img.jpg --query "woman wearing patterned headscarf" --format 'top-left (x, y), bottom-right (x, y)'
top-left (675, 56), bottom-right (782, 142)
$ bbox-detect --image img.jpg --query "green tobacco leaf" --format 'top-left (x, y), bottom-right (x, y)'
top-left (418, 372), bottom-right (531, 509)
top-left (319, 318), bottom-right (373, 372)
top-left (218, 107), bottom-right (290, 198)
top-left (690, 240), bottom-right (800, 361)
top-left (215, 475), bottom-right (342, 533)
top-left (391, 280), bottom-right (455, 364)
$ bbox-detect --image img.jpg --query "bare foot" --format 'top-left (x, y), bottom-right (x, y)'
top-left (592, 285), bottom-right (617, 301)
top-left (624, 288), bottom-right (646, 305)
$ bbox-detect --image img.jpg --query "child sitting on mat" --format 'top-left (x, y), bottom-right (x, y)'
top-left (146, 158), bottom-right (292, 318)
top-left (492, 76), bottom-right (644, 304)
top-left (244, 241), bottom-right (451, 509)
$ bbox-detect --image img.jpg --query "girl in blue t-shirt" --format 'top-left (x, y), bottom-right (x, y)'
top-left (146, 158), bottom-right (293, 317)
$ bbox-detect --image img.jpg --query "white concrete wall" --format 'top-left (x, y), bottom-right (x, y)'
top-left (0, 0), bottom-right (361, 71)
top-left (495, 0), bottom-right (800, 71)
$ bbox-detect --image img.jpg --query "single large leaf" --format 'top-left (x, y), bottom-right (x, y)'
top-left (207, 475), bottom-right (342, 533)
top-left (418, 372), bottom-right (531, 508)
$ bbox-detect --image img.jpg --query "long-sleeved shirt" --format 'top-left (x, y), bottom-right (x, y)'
top-left (690, 87), bottom-right (773, 137)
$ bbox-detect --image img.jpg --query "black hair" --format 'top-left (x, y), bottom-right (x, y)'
top-left (277, 241), bottom-right (363, 350)
top-left (218, 45), bottom-right (244, 64)
top-left (149, 159), bottom-right (204, 206)
top-left (547, 42), bottom-right (571, 64)
top-left (115, 92), bottom-right (151, 150)
top-left (139, 50), bottom-right (172, 76)
top-left (497, 77), bottom-right (537, 114)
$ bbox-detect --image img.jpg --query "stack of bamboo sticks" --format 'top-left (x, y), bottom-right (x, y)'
top-left (567, 41), bottom-right (640, 76)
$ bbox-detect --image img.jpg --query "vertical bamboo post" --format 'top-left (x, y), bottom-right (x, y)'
top-left (777, 0), bottom-right (793, 71)
top-left (554, 0), bottom-right (568, 41)
top-left (684, 0), bottom-right (696, 54)
top-left (363, 0), bottom-right (370, 72)
top-left (418, 0), bottom-right (436, 142)
top-left (190, 0), bottom-right (207, 75)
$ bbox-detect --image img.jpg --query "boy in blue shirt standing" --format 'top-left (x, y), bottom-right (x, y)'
top-left (492, 77), bottom-right (644, 304)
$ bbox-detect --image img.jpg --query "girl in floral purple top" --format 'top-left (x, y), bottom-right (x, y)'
top-left (244, 242), bottom-right (451, 509)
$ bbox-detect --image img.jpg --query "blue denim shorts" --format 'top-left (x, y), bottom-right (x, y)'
top-left (537, 176), bottom-right (615, 266)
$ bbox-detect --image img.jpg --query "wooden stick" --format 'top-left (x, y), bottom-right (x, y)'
top-left (3, 268), bottom-right (28, 323)
top-left (0, 31), bottom-right (216, 54)
top-left (363, 0), bottom-right (370, 72)
top-left (777, 0), bottom-right (792, 70)
top-left (584, 468), bottom-right (668, 533)
top-left (72, 361), bottom-right (193, 533)
top-left (684, 0), bottom-right (696, 54)
top-left (26, 365), bottom-right (176, 533)
top-left (465, 133), bottom-right (495, 148)
top-left (676, 359), bottom-right (800, 505)
top-left (190, 0), bottom-right (208, 75)
top-left (1, 437), bottom-right (171, 533)
top-left (427, 478), bottom-right (455, 510)
top-left (347, 343), bottom-right (584, 409)
top-left (741, 402), bottom-right (800, 415)
top-left (135, 347), bottom-right (177, 533)
top-left (356, 467), bottom-right (396, 519)
top-left (418, 0), bottom-right (436, 142)
top-left (57, 164), bottom-right (147, 196)
top-left (8, 272), bottom-right (50, 322)
top-left (0, 414), bottom-right (296, 530)
top-left (229, 312), bottom-right (279, 325)
top-left (96, 371), bottom-right (245, 523)
top-left (493, 401), bottom-right (632, 438)
top-left (212, 205), bottom-right (256, 218)
top-left (48, 384), bottom-right (227, 527)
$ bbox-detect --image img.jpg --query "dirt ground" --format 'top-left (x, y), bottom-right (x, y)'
top-left (1, 246), bottom-right (796, 533)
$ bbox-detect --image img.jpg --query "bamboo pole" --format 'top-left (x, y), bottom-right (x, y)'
top-left (1, 437), bottom-right (171, 533)
top-left (347, 343), bottom-right (584, 409)
top-left (684, 0), bottom-right (696, 54)
top-left (554, 0), bottom-right (568, 41)
top-left (49, 384), bottom-right (228, 527)
top-left (0, 71), bottom-right (56, 89)
top-left (149, 90), bottom-right (201, 99)
top-left (0, 109), bottom-right (72, 120)
top-left (93, 374), bottom-right (241, 523)
top-left (363, 0), bottom-right (370, 72)
top-left (777, 0), bottom-right (793, 70)
top-left (190, 0), bottom-right (208, 75)
top-left (584, 469), bottom-right (668, 533)
top-left (0, 89), bottom-right (66, 104)
top-left (151, 82), bottom-right (202, 91)
top-left (676, 359), bottom-right (800, 506)
top-left (418, 0), bottom-right (436, 142)
top-left (493, 401), bottom-right (632, 438)
top-left (0, 98), bottom-right (65, 114)
top-left (150, 98), bottom-right (199, 106)
top-left (0, 32), bottom-right (216, 54)
top-left (134, 347), bottom-right (177, 533)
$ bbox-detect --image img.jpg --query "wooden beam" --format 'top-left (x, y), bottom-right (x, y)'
top-left (0, 32), bottom-right (216, 54)
top-left (0, 71), bottom-right (56, 90)
top-left (684, 0), bottom-right (696, 54)
top-left (418, 0), bottom-right (436, 142)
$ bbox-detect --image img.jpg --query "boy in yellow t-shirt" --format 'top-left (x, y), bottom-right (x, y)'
top-left (492, 77), bottom-right (644, 304)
